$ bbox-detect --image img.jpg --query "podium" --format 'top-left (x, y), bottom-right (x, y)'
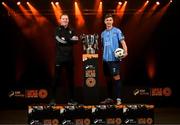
top-left (81, 34), bottom-right (99, 104)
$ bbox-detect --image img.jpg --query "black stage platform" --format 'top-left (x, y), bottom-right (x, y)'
top-left (28, 104), bottom-right (154, 125)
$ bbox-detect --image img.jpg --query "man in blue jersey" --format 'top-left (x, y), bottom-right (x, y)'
top-left (101, 13), bottom-right (128, 105)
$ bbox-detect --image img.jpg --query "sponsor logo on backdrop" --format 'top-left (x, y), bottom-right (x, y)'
top-left (133, 88), bottom-right (150, 96)
top-left (133, 87), bottom-right (172, 97)
top-left (8, 90), bottom-right (24, 98)
top-left (85, 65), bottom-right (96, 87)
top-left (93, 119), bottom-right (106, 124)
top-left (86, 77), bottom-right (96, 87)
top-left (106, 118), bottom-right (122, 125)
top-left (8, 89), bottom-right (48, 99)
top-left (124, 118), bottom-right (137, 124)
top-left (30, 120), bottom-right (41, 125)
top-left (43, 119), bottom-right (59, 125)
top-left (75, 118), bottom-right (91, 125)
top-left (151, 87), bottom-right (172, 97)
top-left (137, 117), bottom-right (153, 124)
top-left (38, 89), bottom-right (48, 99)
top-left (61, 119), bottom-right (73, 125)
top-left (25, 89), bottom-right (48, 99)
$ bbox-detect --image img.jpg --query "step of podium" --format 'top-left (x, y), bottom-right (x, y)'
top-left (28, 104), bottom-right (154, 125)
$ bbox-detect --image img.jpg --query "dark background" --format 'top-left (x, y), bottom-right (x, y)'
top-left (0, 0), bottom-right (180, 108)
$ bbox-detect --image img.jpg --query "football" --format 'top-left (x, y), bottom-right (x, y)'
top-left (114, 48), bottom-right (125, 59)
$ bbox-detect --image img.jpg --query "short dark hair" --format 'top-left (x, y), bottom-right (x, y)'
top-left (104, 13), bottom-right (113, 19)
top-left (60, 13), bottom-right (69, 19)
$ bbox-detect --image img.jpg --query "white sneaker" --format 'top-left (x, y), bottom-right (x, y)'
top-left (100, 98), bottom-right (114, 104)
top-left (116, 98), bottom-right (122, 105)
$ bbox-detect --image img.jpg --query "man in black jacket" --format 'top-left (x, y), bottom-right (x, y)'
top-left (51, 14), bottom-right (78, 105)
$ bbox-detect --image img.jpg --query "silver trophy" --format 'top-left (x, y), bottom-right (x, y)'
top-left (80, 34), bottom-right (99, 54)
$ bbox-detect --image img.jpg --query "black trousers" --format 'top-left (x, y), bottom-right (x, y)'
top-left (52, 61), bottom-right (74, 101)
top-left (103, 61), bottom-right (121, 99)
